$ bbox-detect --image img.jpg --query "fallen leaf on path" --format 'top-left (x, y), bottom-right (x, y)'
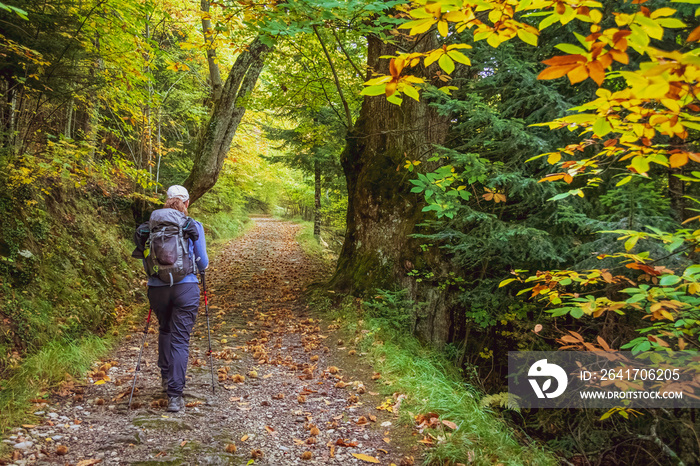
top-left (264, 425), bottom-right (276, 435)
top-left (76, 460), bottom-right (102, 466)
top-left (301, 451), bottom-right (313, 460)
top-left (241, 434), bottom-right (249, 442)
top-left (336, 439), bottom-right (358, 447)
top-left (180, 441), bottom-right (187, 447)
top-left (352, 453), bottom-right (380, 463)
top-left (383, 437), bottom-right (391, 443)
top-left (442, 420), bottom-right (458, 430)
top-left (225, 444), bottom-right (237, 453)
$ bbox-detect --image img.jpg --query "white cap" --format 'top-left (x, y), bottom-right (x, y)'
top-left (166, 185), bottom-right (189, 202)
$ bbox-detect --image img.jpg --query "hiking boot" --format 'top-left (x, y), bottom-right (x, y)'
top-left (161, 377), bottom-right (168, 392)
top-left (166, 395), bottom-right (185, 412)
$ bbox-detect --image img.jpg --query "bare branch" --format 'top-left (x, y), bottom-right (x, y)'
top-left (312, 25), bottom-right (353, 130)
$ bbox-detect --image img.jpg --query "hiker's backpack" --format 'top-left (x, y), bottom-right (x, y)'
top-left (132, 208), bottom-right (199, 285)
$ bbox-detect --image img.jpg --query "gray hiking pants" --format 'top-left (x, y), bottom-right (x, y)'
top-left (148, 282), bottom-right (200, 397)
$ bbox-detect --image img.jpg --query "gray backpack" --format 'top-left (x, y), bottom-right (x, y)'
top-left (143, 208), bottom-right (199, 285)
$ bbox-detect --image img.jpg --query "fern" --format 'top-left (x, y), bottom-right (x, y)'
top-left (480, 392), bottom-right (521, 412)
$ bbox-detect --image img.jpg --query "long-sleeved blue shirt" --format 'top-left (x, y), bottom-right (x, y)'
top-left (145, 219), bottom-right (209, 287)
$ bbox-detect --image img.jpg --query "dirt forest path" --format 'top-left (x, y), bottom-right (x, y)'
top-left (8, 218), bottom-right (418, 466)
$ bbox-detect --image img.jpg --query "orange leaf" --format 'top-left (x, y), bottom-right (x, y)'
top-left (567, 65), bottom-right (589, 84)
top-left (542, 54), bottom-right (586, 66)
top-left (609, 49), bottom-right (628, 64)
top-left (538, 64), bottom-right (578, 80)
top-left (587, 60), bottom-right (606, 85)
top-left (385, 81), bottom-right (398, 97)
top-left (351, 453), bottom-right (380, 463)
top-left (669, 152), bottom-right (688, 168)
top-left (560, 335), bottom-right (580, 343)
top-left (688, 24), bottom-right (700, 42)
top-left (442, 420), bottom-right (458, 429)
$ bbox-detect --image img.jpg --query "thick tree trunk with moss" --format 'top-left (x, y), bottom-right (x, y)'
top-left (329, 34), bottom-right (457, 345)
top-left (184, 36), bottom-right (272, 203)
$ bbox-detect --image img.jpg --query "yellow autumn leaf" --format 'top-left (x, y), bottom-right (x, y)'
top-left (351, 453), bottom-right (380, 463)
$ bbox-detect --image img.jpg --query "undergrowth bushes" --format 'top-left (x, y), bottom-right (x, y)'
top-left (0, 184), bottom-right (144, 431)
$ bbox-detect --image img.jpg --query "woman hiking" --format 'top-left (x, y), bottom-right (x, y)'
top-left (134, 185), bottom-right (208, 412)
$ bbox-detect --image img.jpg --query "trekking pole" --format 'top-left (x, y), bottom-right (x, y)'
top-left (201, 271), bottom-right (216, 394)
top-left (128, 307), bottom-right (152, 409)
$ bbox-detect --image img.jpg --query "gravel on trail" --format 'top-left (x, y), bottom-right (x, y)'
top-left (4, 218), bottom-right (420, 466)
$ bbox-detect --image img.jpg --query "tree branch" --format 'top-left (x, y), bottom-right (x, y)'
top-left (201, 0), bottom-right (223, 102)
top-left (312, 25), bottom-right (353, 130)
top-left (330, 27), bottom-right (363, 78)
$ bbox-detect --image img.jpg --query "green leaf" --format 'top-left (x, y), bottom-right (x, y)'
top-left (387, 93), bottom-right (403, 106)
top-left (539, 13), bottom-right (559, 30)
top-left (447, 50), bottom-right (471, 66)
top-left (659, 275), bottom-right (681, 286)
top-left (616, 175), bottom-right (632, 187)
top-left (549, 192), bottom-right (571, 201)
top-left (499, 278), bottom-right (516, 287)
top-left (636, 340), bottom-right (651, 352)
top-left (360, 84), bottom-right (387, 96)
top-left (555, 43), bottom-right (587, 55)
top-left (517, 29), bottom-right (538, 46)
top-left (592, 117), bottom-right (613, 136)
top-left (570, 307), bottom-right (584, 318)
top-left (573, 32), bottom-right (591, 50)
top-left (624, 236), bottom-right (639, 251)
top-left (656, 18), bottom-right (686, 28)
top-left (438, 54), bottom-right (455, 74)
top-left (402, 84), bottom-right (420, 101)
top-left (630, 156), bottom-right (650, 174)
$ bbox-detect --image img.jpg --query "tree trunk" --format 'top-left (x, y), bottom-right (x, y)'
top-left (328, 32), bottom-right (464, 347)
top-left (314, 159), bottom-right (321, 237)
top-left (330, 33), bottom-right (449, 288)
top-left (184, 35), bottom-right (272, 203)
